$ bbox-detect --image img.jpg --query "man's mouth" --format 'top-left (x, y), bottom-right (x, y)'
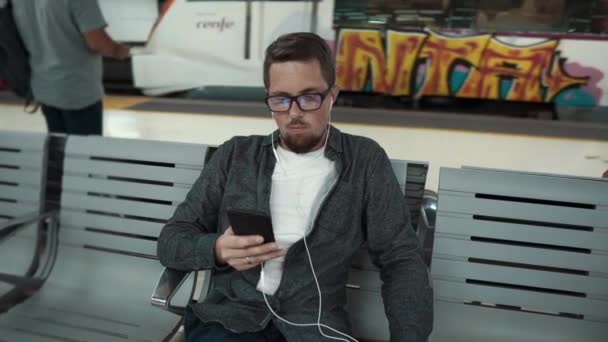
top-left (288, 125), bottom-right (307, 130)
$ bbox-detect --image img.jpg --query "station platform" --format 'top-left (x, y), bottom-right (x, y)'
top-left (1, 92), bottom-right (607, 191)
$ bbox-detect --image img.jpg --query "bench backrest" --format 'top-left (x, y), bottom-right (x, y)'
top-left (431, 167), bottom-right (608, 341)
top-left (59, 135), bottom-right (207, 256)
top-left (41, 135), bottom-right (207, 341)
top-left (0, 130), bottom-right (48, 288)
top-left (0, 130), bottom-right (48, 224)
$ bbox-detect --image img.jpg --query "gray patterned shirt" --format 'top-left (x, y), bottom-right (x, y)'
top-left (10, 0), bottom-right (106, 109)
top-left (157, 127), bottom-right (434, 341)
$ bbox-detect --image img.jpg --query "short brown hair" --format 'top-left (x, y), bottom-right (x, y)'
top-left (263, 32), bottom-right (335, 89)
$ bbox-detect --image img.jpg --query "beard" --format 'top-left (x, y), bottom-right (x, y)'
top-left (282, 132), bottom-right (325, 153)
top-left (280, 121), bottom-right (327, 153)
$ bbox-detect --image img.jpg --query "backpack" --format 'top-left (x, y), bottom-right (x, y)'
top-left (0, 0), bottom-right (37, 111)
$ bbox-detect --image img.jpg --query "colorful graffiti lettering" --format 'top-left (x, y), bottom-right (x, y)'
top-left (418, 31), bottom-right (490, 97)
top-left (337, 30), bottom-right (386, 93)
top-left (336, 29), bottom-right (598, 105)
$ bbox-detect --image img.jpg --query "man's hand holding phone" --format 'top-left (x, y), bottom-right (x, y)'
top-left (215, 227), bottom-right (285, 271)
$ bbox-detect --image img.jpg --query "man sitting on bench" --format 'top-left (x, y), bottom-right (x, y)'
top-left (157, 32), bottom-right (433, 342)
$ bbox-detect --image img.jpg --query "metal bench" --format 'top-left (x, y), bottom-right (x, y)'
top-left (430, 167), bottom-right (608, 341)
top-left (0, 130), bottom-right (58, 314)
top-left (0, 135), bottom-right (210, 341)
top-left (152, 159), bottom-right (433, 342)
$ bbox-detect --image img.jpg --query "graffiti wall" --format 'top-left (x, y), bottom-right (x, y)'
top-left (336, 29), bottom-right (607, 107)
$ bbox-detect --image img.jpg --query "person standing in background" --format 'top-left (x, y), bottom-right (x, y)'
top-left (6, 0), bottom-right (130, 135)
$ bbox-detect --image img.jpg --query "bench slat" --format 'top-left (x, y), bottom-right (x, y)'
top-left (62, 175), bottom-right (190, 203)
top-left (0, 184), bottom-right (41, 203)
top-left (0, 326), bottom-right (74, 342)
top-left (45, 246), bottom-right (166, 303)
top-left (0, 151), bottom-right (45, 169)
top-left (434, 280), bottom-right (608, 321)
top-left (432, 258), bottom-right (608, 297)
top-left (432, 300), bottom-right (608, 342)
top-left (0, 202), bottom-right (39, 218)
top-left (63, 158), bottom-right (201, 184)
top-left (433, 238), bottom-right (608, 274)
top-left (435, 214), bottom-right (608, 251)
top-left (0, 168), bottom-right (43, 186)
top-left (0, 233), bottom-right (40, 278)
top-left (7, 246), bottom-right (186, 339)
top-left (0, 314), bottom-right (137, 342)
top-left (0, 130), bottom-right (46, 150)
top-left (439, 193), bottom-right (607, 229)
top-left (59, 227), bottom-right (157, 256)
top-left (440, 167), bottom-right (608, 206)
top-left (60, 211), bottom-right (165, 238)
top-left (61, 193), bottom-right (176, 221)
top-left (1, 297), bottom-right (180, 342)
top-left (65, 136), bottom-right (207, 167)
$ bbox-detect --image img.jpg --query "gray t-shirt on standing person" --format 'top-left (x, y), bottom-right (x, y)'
top-left (10, 0), bottom-right (107, 109)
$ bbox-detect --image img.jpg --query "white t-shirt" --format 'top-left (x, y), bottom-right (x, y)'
top-left (257, 145), bottom-right (338, 295)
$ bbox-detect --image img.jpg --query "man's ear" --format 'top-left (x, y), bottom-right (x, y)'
top-left (330, 85), bottom-right (340, 104)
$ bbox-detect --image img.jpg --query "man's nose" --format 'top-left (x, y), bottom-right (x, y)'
top-left (288, 100), bottom-right (304, 118)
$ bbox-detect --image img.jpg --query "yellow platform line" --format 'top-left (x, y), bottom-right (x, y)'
top-left (0, 95), bottom-right (151, 110)
top-left (102, 96), bottom-right (151, 110)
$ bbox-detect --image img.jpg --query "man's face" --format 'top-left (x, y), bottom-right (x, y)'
top-left (267, 59), bottom-right (339, 153)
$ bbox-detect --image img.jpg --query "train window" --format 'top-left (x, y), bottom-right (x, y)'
top-left (591, 0), bottom-right (608, 34)
top-left (475, 0), bottom-right (566, 32)
top-left (334, 0), bottom-right (451, 29)
top-left (334, 0), bottom-right (606, 35)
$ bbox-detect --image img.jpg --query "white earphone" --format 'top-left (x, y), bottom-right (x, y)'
top-left (328, 96), bottom-right (333, 124)
top-left (265, 93), bottom-right (355, 341)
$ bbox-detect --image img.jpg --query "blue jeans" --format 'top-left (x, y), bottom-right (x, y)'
top-left (185, 307), bottom-right (286, 342)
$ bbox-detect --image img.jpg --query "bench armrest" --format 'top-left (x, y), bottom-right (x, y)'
top-left (417, 191), bottom-right (437, 267)
top-left (151, 267), bottom-right (213, 316)
top-left (419, 190), bottom-right (437, 230)
top-left (0, 210), bottom-right (60, 313)
top-left (151, 267), bottom-right (192, 315)
top-left (0, 211), bottom-right (56, 241)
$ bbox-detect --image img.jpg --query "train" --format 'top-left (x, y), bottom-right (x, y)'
top-left (97, 0), bottom-right (608, 117)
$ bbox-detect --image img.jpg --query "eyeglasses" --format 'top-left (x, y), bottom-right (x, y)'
top-left (265, 86), bottom-right (333, 113)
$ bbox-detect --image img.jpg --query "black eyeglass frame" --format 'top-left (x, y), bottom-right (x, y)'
top-left (264, 85), bottom-right (334, 113)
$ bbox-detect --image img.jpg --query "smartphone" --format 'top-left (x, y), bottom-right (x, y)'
top-left (227, 208), bottom-right (275, 243)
